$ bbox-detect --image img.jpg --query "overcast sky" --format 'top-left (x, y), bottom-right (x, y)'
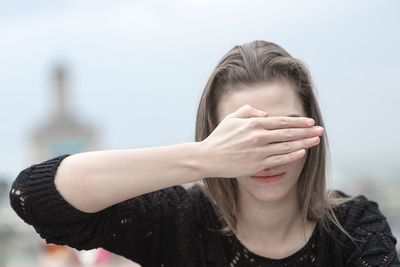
top-left (1, 0), bottom-right (399, 186)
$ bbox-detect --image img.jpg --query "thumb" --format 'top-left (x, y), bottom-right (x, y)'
top-left (226, 104), bottom-right (268, 119)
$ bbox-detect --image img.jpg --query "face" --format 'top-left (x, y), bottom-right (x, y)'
top-left (217, 80), bottom-right (307, 204)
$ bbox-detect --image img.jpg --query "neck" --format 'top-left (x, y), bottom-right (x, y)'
top-left (235, 187), bottom-right (305, 245)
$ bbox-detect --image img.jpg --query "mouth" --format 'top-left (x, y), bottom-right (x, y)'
top-left (250, 171), bottom-right (286, 184)
top-left (251, 170), bottom-right (286, 177)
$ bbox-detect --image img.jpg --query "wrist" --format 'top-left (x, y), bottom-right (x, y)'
top-left (185, 141), bottom-right (210, 181)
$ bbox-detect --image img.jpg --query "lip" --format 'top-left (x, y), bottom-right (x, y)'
top-left (251, 170), bottom-right (286, 177)
top-left (250, 172), bottom-right (286, 184)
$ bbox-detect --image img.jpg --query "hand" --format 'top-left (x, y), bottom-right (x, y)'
top-left (199, 104), bottom-right (324, 178)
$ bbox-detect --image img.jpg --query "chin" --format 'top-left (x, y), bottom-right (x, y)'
top-left (236, 174), bottom-right (299, 204)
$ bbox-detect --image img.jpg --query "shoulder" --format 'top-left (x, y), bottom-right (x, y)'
top-left (332, 190), bottom-right (391, 235)
top-left (331, 190), bottom-right (399, 266)
top-left (186, 183), bottom-right (221, 228)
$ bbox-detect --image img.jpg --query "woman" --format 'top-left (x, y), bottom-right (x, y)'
top-left (10, 40), bottom-right (399, 266)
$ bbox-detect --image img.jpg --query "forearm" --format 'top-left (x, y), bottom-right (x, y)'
top-left (55, 142), bottom-right (205, 213)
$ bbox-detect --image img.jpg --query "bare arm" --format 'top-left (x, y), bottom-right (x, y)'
top-left (55, 142), bottom-right (204, 213)
top-left (9, 104), bottom-right (323, 265)
top-left (55, 105), bottom-right (323, 214)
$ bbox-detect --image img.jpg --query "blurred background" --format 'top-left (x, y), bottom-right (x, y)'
top-left (1, 0), bottom-right (399, 266)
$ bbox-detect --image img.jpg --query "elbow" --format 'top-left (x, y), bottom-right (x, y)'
top-left (9, 166), bottom-right (34, 224)
top-left (54, 157), bottom-right (101, 213)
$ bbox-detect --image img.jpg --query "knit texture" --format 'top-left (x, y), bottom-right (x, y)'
top-left (9, 154), bottom-right (400, 267)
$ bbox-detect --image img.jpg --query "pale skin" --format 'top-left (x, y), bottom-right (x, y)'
top-left (54, 80), bottom-right (324, 259)
top-left (217, 81), bottom-right (321, 259)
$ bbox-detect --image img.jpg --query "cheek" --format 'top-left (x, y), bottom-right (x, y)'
top-left (286, 152), bottom-right (307, 176)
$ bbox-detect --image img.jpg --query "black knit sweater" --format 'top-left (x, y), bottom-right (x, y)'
top-left (9, 155), bottom-right (400, 267)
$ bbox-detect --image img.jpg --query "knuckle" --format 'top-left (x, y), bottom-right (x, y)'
top-left (282, 142), bottom-right (291, 152)
top-left (250, 133), bottom-right (265, 144)
top-left (272, 155), bottom-right (283, 165)
top-left (285, 129), bottom-right (294, 139)
top-left (250, 134), bottom-right (261, 143)
top-left (280, 117), bottom-right (289, 126)
top-left (264, 131), bottom-right (272, 141)
top-left (246, 118), bottom-right (259, 128)
top-left (245, 149), bottom-right (258, 158)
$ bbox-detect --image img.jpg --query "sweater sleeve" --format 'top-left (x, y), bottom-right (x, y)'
top-left (9, 154), bottom-right (193, 266)
top-left (341, 195), bottom-right (400, 266)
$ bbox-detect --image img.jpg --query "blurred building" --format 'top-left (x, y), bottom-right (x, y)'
top-left (29, 65), bottom-right (99, 164)
top-left (2, 65), bottom-right (139, 267)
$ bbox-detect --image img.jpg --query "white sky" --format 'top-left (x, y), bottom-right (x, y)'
top-left (1, 0), bottom-right (399, 186)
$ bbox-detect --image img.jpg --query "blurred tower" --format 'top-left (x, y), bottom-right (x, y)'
top-left (29, 65), bottom-right (100, 163)
top-left (24, 65), bottom-right (112, 266)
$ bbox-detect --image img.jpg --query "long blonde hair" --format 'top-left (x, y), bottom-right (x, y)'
top-left (194, 40), bottom-right (355, 239)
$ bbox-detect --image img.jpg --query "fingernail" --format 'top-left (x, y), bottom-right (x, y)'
top-left (312, 136), bottom-right (320, 143)
top-left (315, 126), bottom-right (324, 133)
top-left (307, 119), bottom-right (315, 126)
top-left (297, 149), bottom-right (306, 157)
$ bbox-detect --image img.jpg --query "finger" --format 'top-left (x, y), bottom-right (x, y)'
top-left (225, 104), bottom-right (267, 119)
top-left (265, 136), bottom-right (320, 156)
top-left (266, 126), bottom-right (324, 143)
top-left (244, 116), bottom-right (315, 130)
top-left (261, 149), bottom-right (306, 169)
